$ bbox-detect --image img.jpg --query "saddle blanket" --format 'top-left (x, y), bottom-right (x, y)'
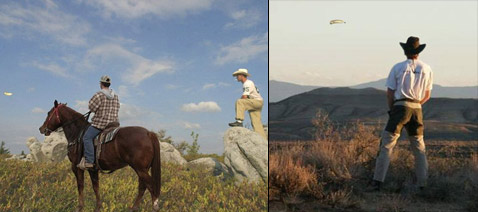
top-left (94, 127), bottom-right (121, 146)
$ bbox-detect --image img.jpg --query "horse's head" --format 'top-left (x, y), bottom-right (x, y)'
top-left (39, 100), bottom-right (66, 136)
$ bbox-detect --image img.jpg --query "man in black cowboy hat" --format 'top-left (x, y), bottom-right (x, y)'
top-left (371, 36), bottom-right (433, 190)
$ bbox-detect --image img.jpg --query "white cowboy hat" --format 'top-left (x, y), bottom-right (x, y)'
top-left (232, 68), bottom-right (250, 77)
top-left (100, 75), bottom-right (111, 83)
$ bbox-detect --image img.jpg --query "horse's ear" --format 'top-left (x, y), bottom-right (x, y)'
top-left (65, 103), bottom-right (68, 106)
top-left (54, 100), bottom-right (58, 108)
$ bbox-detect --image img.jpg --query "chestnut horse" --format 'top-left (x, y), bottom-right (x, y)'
top-left (39, 100), bottom-right (161, 212)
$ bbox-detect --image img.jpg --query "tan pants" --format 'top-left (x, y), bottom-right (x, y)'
top-left (235, 99), bottom-right (266, 139)
top-left (373, 130), bottom-right (428, 186)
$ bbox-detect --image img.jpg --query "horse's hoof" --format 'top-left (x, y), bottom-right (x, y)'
top-left (153, 199), bottom-right (160, 211)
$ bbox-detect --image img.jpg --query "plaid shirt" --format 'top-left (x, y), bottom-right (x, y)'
top-left (89, 91), bottom-right (120, 130)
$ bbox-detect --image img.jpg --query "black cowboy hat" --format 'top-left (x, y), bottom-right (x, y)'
top-left (400, 36), bottom-right (426, 55)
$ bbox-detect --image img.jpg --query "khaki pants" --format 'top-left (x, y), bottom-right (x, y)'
top-left (235, 99), bottom-right (266, 139)
top-left (373, 103), bottom-right (428, 186)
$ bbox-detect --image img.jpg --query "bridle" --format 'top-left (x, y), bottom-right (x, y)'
top-left (44, 104), bottom-right (91, 135)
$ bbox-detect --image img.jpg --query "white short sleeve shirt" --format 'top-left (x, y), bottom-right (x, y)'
top-left (243, 79), bottom-right (263, 100)
top-left (386, 59), bottom-right (433, 101)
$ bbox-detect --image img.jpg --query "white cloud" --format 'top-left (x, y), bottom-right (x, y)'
top-left (182, 121), bottom-right (201, 129)
top-left (119, 103), bottom-right (162, 128)
top-left (202, 82), bottom-right (231, 90)
top-left (32, 62), bottom-right (69, 78)
top-left (218, 82), bottom-right (231, 87)
top-left (83, 44), bottom-right (173, 86)
top-left (202, 83), bottom-right (216, 90)
top-left (215, 32), bottom-right (268, 65)
top-left (225, 9), bottom-right (262, 29)
top-left (74, 100), bottom-right (89, 113)
top-left (43, 0), bottom-right (58, 9)
top-left (32, 107), bottom-right (46, 113)
top-left (80, 0), bottom-right (214, 19)
top-left (181, 101), bottom-right (221, 113)
top-left (75, 100), bottom-right (161, 123)
top-left (165, 84), bottom-right (180, 90)
top-left (117, 85), bottom-right (129, 98)
top-left (0, 2), bottom-right (90, 46)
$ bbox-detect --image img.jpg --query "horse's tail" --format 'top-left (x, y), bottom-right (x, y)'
top-left (149, 132), bottom-right (161, 197)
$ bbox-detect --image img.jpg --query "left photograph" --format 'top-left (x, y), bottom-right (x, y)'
top-left (0, 0), bottom-right (268, 211)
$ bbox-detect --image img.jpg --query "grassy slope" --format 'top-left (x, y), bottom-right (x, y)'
top-left (0, 156), bottom-right (267, 212)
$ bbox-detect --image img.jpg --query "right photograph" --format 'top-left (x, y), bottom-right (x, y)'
top-left (268, 1), bottom-right (478, 211)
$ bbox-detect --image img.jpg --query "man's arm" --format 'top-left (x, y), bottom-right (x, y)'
top-left (89, 94), bottom-right (101, 112)
top-left (420, 90), bottom-right (431, 105)
top-left (387, 88), bottom-right (395, 110)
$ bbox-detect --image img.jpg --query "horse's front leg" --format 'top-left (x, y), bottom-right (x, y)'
top-left (88, 170), bottom-right (102, 212)
top-left (72, 166), bottom-right (85, 212)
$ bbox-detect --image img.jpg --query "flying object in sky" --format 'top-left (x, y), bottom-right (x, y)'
top-left (330, 19), bottom-right (346, 25)
top-left (3, 92), bottom-right (13, 96)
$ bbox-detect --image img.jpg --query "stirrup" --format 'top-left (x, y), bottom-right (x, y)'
top-left (77, 157), bottom-right (86, 170)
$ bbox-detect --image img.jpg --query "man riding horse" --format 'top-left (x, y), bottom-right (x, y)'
top-left (78, 75), bottom-right (120, 170)
top-left (39, 76), bottom-right (161, 211)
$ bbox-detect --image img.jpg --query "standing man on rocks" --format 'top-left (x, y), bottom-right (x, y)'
top-left (228, 68), bottom-right (266, 139)
top-left (372, 36), bottom-right (433, 190)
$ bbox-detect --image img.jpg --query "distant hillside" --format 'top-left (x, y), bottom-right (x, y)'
top-left (269, 80), bottom-right (319, 102)
top-left (352, 78), bottom-right (478, 99)
top-left (270, 80), bottom-right (478, 102)
top-left (270, 87), bottom-right (478, 141)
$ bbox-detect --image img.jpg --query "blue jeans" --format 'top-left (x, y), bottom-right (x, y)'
top-left (83, 126), bottom-right (101, 163)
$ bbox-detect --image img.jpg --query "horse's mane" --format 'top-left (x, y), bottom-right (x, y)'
top-left (59, 103), bottom-right (89, 122)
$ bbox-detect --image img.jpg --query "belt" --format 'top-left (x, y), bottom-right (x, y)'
top-left (394, 98), bottom-right (420, 103)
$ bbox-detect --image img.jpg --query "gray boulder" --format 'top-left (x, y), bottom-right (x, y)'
top-left (159, 142), bottom-right (187, 166)
top-left (41, 130), bottom-right (68, 162)
top-left (223, 127), bottom-right (268, 183)
top-left (5, 154), bottom-right (27, 161)
top-left (26, 137), bottom-right (46, 162)
top-left (187, 157), bottom-right (229, 176)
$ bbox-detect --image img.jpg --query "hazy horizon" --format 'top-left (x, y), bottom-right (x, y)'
top-left (270, 1), bottom-right (478, 87)
top-left (269, 78), bottom-right (478, 88)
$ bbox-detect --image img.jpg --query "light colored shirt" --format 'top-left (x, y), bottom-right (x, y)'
top-left (386, 59), bottom-right (433, 101)
top-left (242, 79), bottom-right (263, 100)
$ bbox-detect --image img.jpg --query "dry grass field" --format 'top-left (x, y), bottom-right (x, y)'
top-left (269, 112), bottom-right (478, 212)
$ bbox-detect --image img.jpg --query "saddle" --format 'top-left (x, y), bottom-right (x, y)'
top-left (94, 122), bottom-right (121, 146)
top-left (93, 122), bottom-right (121, 173)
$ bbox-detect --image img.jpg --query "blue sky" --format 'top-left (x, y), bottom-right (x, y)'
top-left (270, 1), bottom-right (477, 87)
top-left (0, 0), bottom-right (268, 154)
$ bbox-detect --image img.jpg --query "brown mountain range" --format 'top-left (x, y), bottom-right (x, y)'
top-left (269, 87), bottom-right (478, 141)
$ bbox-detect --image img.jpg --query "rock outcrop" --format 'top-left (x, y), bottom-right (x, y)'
top-left (223, 127), bottom-right (268, 183)
top-left (187, 157), bottom-right (229, 176)
top-left (159, 142), bottom-right (187, 166)
top-left (26, 137), bottom-right (45, 162)
top-left (7, 129), bottom-right (68, 162)
top-left (41, 130), bottom-right (68, 162)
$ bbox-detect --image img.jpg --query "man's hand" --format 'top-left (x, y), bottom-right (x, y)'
top-left (420, 90), bottom-right (431, 105)
top-left (241, 95), bottom-right (248, 99)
